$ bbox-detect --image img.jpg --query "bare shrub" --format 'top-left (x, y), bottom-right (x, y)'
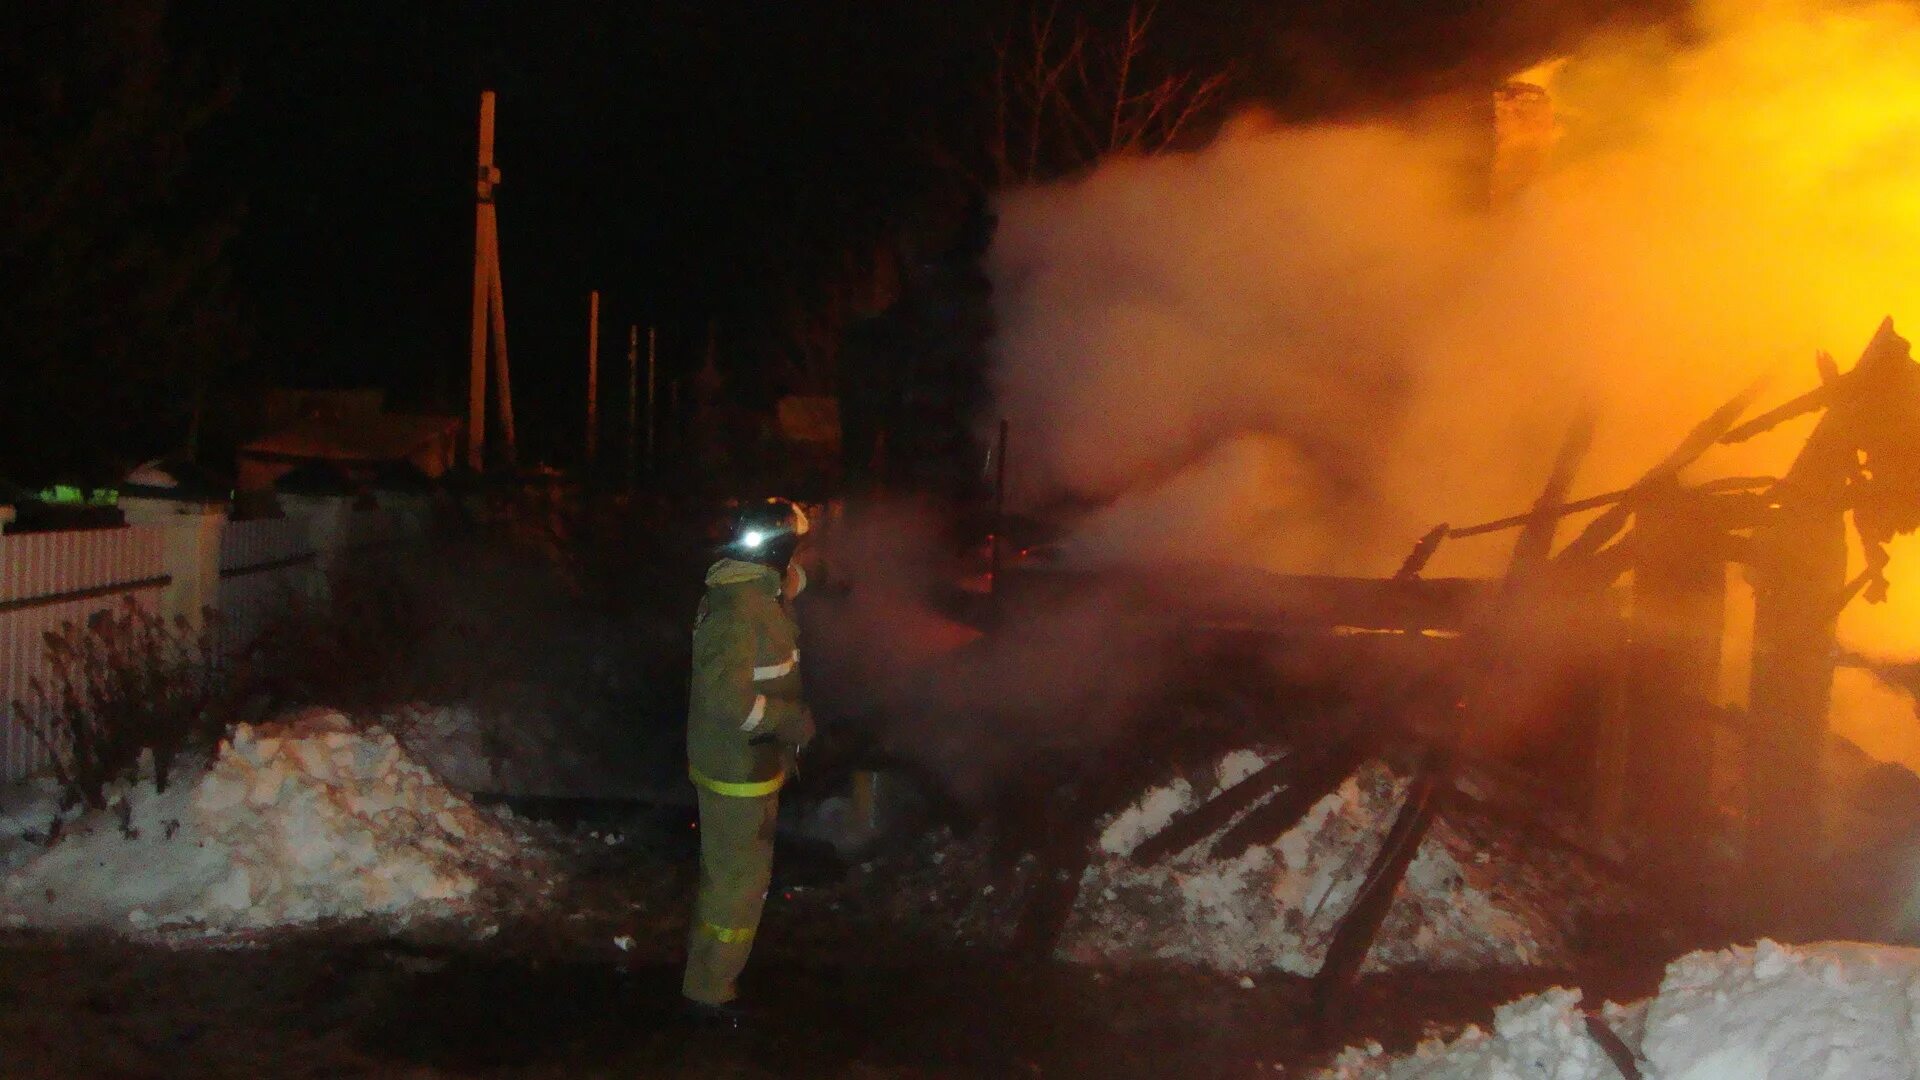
top-left (9, 599), bottom-right (228, 810)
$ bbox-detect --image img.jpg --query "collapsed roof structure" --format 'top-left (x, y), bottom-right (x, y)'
top-left (923, 316), bottom-right (1920, 1037)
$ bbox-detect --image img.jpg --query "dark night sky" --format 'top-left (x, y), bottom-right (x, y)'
top-left (159, 1), bottom-right (1682, 464)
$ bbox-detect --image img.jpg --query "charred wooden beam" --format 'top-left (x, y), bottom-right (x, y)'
top-left (1129, 754), bottom-right (1297, 866)
top-left (1512, 410), bottom-right (1596, 571)
top-left (1010, 723), bottom-right (1206, 961)
top-left (1207, 739), bottom-right (1369, 862)
top-left (1743, 336), bottom-right (1875, 919)
top-left (1608, 482), bottom-right (1727, 878)
top-left (1745, 499), bottom-right (1847, 918)
top-left (1394, 524), bottom-right (1449, 580)
top-left (1308, 762), bottom-right (1447, 1029)
top-left (1556, 382), bottom-right (1765, 564)
top-left (1718, 346), bottom-right (1849, 446)
top-left (1720, 387), bottom-right (1829, 444)
top-left (1585, 1015), bottom-right (1645, 1079)
top-left (1446, 475), bottom-right (1773, 541)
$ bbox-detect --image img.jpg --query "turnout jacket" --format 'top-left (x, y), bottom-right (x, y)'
top-left (687, 559), bottom-right (813, 794)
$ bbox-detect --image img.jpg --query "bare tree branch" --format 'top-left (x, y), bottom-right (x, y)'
top-left (972, 0), bottom-right (1232, 188)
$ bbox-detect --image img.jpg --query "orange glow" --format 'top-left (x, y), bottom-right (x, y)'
top-left (990, 0), bottom-right (1920, 766)
top-left (1517, 0), bottom-right (1920, 768)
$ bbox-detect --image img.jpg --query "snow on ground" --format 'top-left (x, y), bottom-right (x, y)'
top-left (1059, 753), bottom-right (1584, 975)
top-left (0, 775), bottom-right (68, 874)
top-left (0, 709), bottom-right (538, 934)
top-left (1319, 940), bottom-right (1920, 1079)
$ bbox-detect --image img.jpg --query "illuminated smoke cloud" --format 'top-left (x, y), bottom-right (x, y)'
top-left (987, 0), bottom-right (1920, 762)
top-left (992, 3), bottom-right (1920, 599)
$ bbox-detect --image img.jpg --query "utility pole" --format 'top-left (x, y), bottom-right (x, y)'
top-left (669, 379), bottom-right (681, 463)
top-left (646, 326), bottom-right (658, 471)
top-left (585, 290), bottom-right (601, 470)
top-left (468, 90), bottom-right (517, 471)
top-left (625, 325), bottom-right (639, 491)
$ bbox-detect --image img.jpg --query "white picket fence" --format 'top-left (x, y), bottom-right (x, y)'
top-left (0, 499), bottom-right (420, 784)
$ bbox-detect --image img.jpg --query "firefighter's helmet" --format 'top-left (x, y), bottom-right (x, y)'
top-left (723, 497), bottom-right (809, 568)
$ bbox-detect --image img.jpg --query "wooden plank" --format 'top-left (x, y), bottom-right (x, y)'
top-left (1446, 474), bottom-right (1773, 540)
top-left (1393, 524), bottom-right (1448, 579)
top-left (1584, 1014), bottom-right (1645, 1079)
top-left (1128, 754), bottom-right (1296, 865)
top-left (1309, 766), bottom-right (1445, 1028)
top-left (1209, 740), bottom-right (1369, 862)
top-left (1557, 382), bottom-right (1764, 564)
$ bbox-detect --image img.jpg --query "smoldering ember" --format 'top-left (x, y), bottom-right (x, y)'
top-left (11, 3), bottom-right (1920, 1078)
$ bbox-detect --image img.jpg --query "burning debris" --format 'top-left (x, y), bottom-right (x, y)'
top-left (0, 709), bottom-right (538, 934)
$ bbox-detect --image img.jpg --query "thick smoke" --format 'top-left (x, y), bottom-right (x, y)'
top-left (988, 0), bottom-right (1920, 762)
top-left (992, 0), bottom-right (1920, 568)
top-left (803, 501), bottom-right (1178, 802)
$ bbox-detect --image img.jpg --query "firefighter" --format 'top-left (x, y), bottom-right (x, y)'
top-left (681, 497), bottom-right (815, 1025)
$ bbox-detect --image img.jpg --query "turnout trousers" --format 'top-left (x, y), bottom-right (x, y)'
top-left (681, 787), bottom-right (779, 1005)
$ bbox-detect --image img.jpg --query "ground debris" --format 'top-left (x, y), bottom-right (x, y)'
top-left (1057, 750), bottom-right (1642, 976)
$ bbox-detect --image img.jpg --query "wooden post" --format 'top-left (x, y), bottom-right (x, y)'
top-left (1746, 498), bottom-right (1847, 914)
top-left (467, 91), bottom-right (496, 471)
top-left (585, 290), bottom-right (601, 470)
top-left (467, 89), bottom-right (515, 471)
top-left (625, 325), bottom-right (639, 491)
top-left (1617, 482), bottom-right (1726, 878)
top-left (669, 379), bottom-right (681, 463)
top-left (646, 326), bottom-right (658, 470)
top-left (488, 259), bottom-right (516, 466)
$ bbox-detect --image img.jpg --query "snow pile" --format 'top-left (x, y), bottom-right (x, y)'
top-left (1319, 940), bottom-right (1920, 1079)
top-left (0, 776), bottom-right (68, 874)
top-left (1321, 988), bottom-right (1626, 1080)
top-left (1059, 752), bottom-right (1577, 975)
top-left (0, 709), bottom-right (534, 933)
